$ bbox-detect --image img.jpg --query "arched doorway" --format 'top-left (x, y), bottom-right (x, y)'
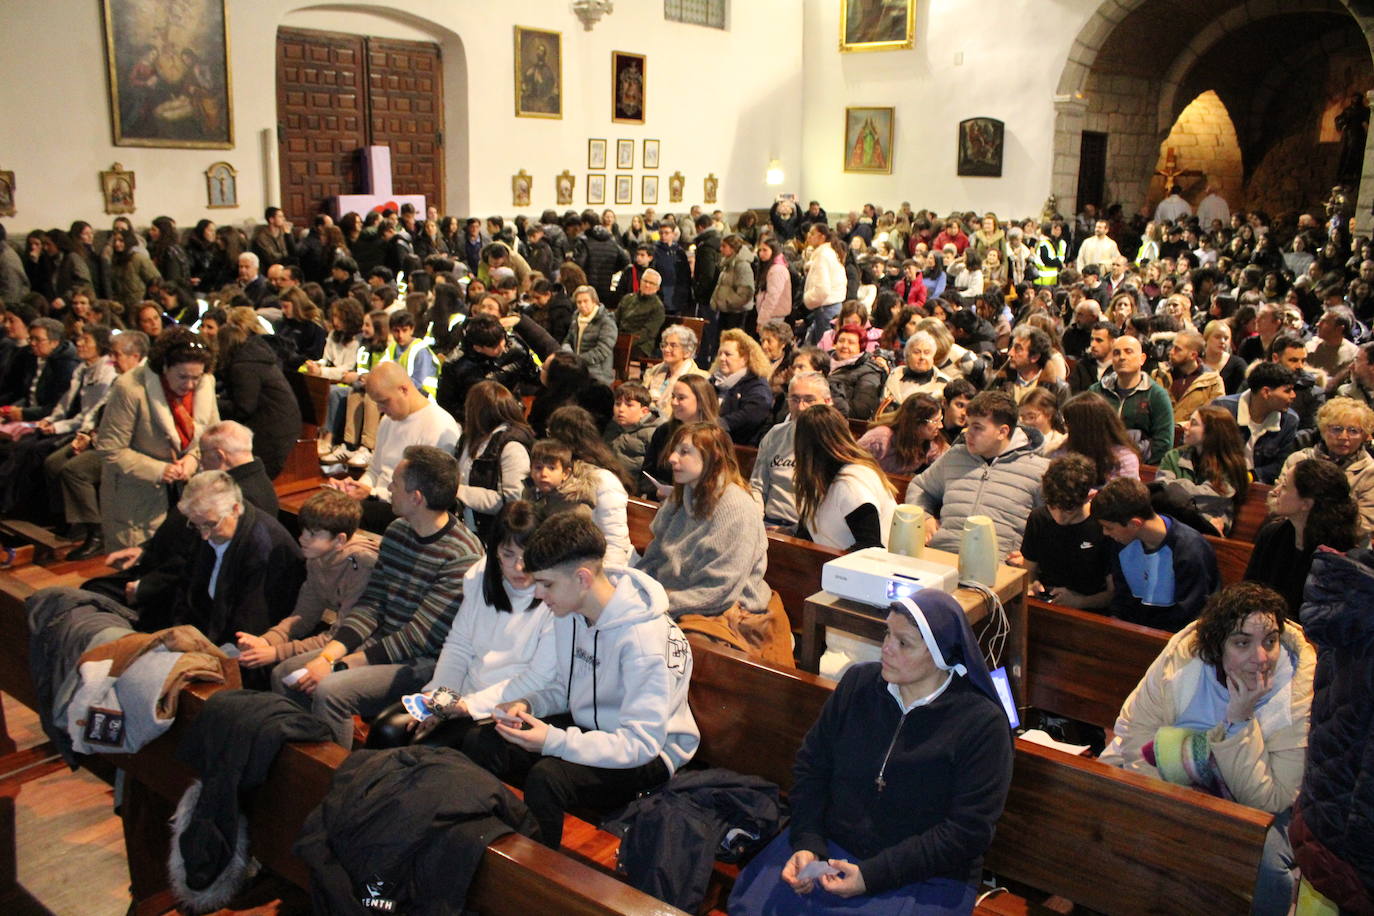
top-left (1052, 0), bottom-right (1374, 219)
top-left (1146, 90), bottom-right (1243, 218)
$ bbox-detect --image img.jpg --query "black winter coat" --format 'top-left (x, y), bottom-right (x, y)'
top-left (215, 334), bottom-right (303, 479)
top-left (827, 353), bottom-right (886, 420)
top-left (295, 745), bottom-right (538, 915)
top-left (436, 340), bottom-right (540, 419)
top-left (574, 225), bottom-right (630, 307)
top-left (691, 229), bottom-right (723, 309)
top-left (3, 339), bottom-right (80, 419)
top-left (716, 372), bottom-right (773, 445)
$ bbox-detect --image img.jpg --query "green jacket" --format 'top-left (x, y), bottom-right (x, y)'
top-left (615, 292), bottom-right (665, 359)
top-left (1090, 371), bottom-right (1175, 464)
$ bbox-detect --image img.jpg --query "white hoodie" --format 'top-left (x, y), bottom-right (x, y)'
top-left (529, 566), bottom-right (700, 772)
top-left (423, 561), bottom-right (557, 719)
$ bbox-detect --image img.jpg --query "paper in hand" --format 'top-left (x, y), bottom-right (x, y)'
top-left (797, 861), bottom-right (840, 881)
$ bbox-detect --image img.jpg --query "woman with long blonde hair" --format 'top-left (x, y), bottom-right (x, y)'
top-left (711, 328), bottom-right (774, 445)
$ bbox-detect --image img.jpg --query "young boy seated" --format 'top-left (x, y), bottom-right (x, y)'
top-left (459, 511), bottom-right (699, 848)
top-left (1091, 477), bottom-right (1219, 632)
top-left (236, 489), bottom-right (381, 668)
top-left (1012, 454), bottom-right (1112, 610)
top-left (603, 382), bottom-right (661, 479)
top-left (522, 439), bottom-right (596, 521)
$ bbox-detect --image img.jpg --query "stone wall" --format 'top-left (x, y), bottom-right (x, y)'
top-left (1145, 90), bottom-right (1244, 218)
top-left (1083, 70), bottom-right (1160, 214)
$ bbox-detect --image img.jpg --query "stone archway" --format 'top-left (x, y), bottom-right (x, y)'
top-left (1051, 0), bottom-right (1374, 218)
top-left (1146, 90), bottom-right (1243, 216)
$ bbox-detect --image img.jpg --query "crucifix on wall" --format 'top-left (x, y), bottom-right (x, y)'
top-left (1154, 147), bottom-right (1204, 196)
top-left (333, 146), bottom-right (426, 219)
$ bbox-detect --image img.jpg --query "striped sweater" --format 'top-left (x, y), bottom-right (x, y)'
top-left (335, 515), bottom-right (483, 665)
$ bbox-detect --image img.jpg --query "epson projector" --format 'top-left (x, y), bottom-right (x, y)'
top-left (821, 548), bottom-right (960, 606)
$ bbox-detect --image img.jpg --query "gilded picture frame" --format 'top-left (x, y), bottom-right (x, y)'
top-left (514, 26), bottom-right (562, 119)
top-left (0, 171), bottom-right (14, 218)
top-left (101, 163), bottom-right (136, 215)
top-left (615, 174), bottom-right (633, 206)
top-left (668, 171), bottom-right (684, 203)
top-left (588, 138), bottom-right (607, 170)
top-left (839, 0), bottom-right (916, 53)
top-left (556, 170), bottom-right (576, 207)
top-left (587, 174), bottom-right (606, 206)
top-left (512, 169), bottom-right (532, 207)
top-left (616, 139), bottom-right (635, 170)
top-left (102, 0), bottom-right (234, 148)
top-left (703, 173), bottom-right (718, 205)
top-left (611, 51), bottom-right (645, 125)
top-left (642, 175), bottom-right (659, 206)
top-left (643, 139), bottom-right (660, 169)
top-left (843, 106), bottom-right (894, 174)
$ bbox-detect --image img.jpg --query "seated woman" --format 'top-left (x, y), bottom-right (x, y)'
top-left (561, 285), bottom-right (618, 386)
top-left (526, 351), bottom-right (614, 437)
top-left (365, 501), bottom-right (556, 750)
top-left (546, 405), bottom-right (633, 566)
top-left (1273, 396), bottom-right (1374, 534)
top-left (1245, 458), bottom-right (1362, 616)
top-left (97, 327), bottom-right (218, 549)
top-left (1017, 386), bottom-right (1067, 455)
top-left (213, 323), bottom-right (303, 479)
top-left (880, 331), bottom-right (951, 409)
top-left (641, 373), bottom-right (720, 497)
top-left (1056, 392), bottom-right (1141, 484)
top-left (827, 324), bottom-right (887, 421)
top-left (642, 324), bottom-right (707, 418)
top-left (794, 404), bottom-right (898, 551)
top-left (1156, 406), bottom-right (1250, 536)
top-left (320, 308), bottom-right (391, 466)
top-left (712, 328), bottom-right (774, 445)
top-left (162, 469), bottom-right (305, 645)
top-left (305, 297), bottom-right (363, 455)
top-left (1100, 582), bottom-right (1317, 916)
top-left (277, 287), bottom-right (327, 363)
top-left (816, 300), bottom-right (882, 353)
top-left (634, 422), bottom-right (791, 664)
top-left (729, 590), bottom-right (1013, 916)
top-left (455, 381), bottom-right (534, 542)
top-left (858, 393), bottom-right (948, 475)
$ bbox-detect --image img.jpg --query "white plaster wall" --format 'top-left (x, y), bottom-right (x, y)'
top-left (0, 0), bottom-right (803, 231)
top-left (798, 0), bottom-right (1103, 219)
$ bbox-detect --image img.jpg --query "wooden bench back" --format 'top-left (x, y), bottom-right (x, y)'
top-left (1023, 598), bottom-right (1169, 730)
top-left (613, 332), bottom-right (636, 382)
top-left (1205, 534), bottom-right (1254, 586)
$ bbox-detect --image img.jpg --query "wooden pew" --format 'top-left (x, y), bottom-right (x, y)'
top-left (1023, 598), bottom-right (1169, 731)
top-left (0, 565), bottom-right (687, 916)
top-left (1230, 482), bottom-right (1271, 543)
top-left (1205, 533), bottom-right (1254, 586)
top-left (613, 332), bottom-right (637, 382)
top-left (688, 639), bottom-right (1271, 915)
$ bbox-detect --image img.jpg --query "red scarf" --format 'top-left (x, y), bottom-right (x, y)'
top-left (161, 378), bottom-right (196, 451)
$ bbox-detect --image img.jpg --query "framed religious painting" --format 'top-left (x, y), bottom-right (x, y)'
top-left (616, 139), bottom-right (635, 170)
top-left (843, 107), bottom-right (894, 174)
top-left (642, 175), bottom-right (659, 206)
top-left (839, 0), bottom-right (915, 53)
top-left (102, 0), bottom-right (234, 148)
top-left (0, 171), bottom-right (14, 218)
top-left (703, 173), bottom-right (718, 205)
top-left (643, 139), bottom-right (660, 169)
top-left (205, 161), bottom-right (236, 208)
top-left (587, 174), bottom-right (606, 206)
top-left (588, 138), bottom-right (607, 170)
top-left (957, 117), bottom-right (1004, 177)
top-left (512, 169), bottom-right (532, 207)
top-left (615, 174), bottom-right (633, 206)
top-left (555, 170), bottom-right (576, 206)
top-left (101, 163), bottom-right (136, 214)
top-left (514, 26), bottom-right (562, 118)
top-left (668, 171), bottom-right (684, 203)
top-left (611, 51), bottom-right (645, 124)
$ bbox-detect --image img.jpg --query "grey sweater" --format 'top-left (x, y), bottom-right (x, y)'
top-left (750, 418), bottom-right (798, 531)
top-left (635, 483), bottom-right (770, 616)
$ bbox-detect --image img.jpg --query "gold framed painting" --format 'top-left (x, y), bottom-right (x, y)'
top-left (514, 26), bottom-right (561, 118)
top-left (611, 51), bottom-right (645, 124)
top-left (512, 169), bottom-right (532, 207)
top-left (0, 171), bottom-right (14, 217)
top-left (703, 173), bottom-right (718, 205)
top-left (615, 174), bottom-right (633, 206)
top-left (101, 163), bottom-right (136, 214)
top-left (643, 139), bottom-right (660, 169)
top-left (102, 0), bottom-right (235, 148)
top-left (587, 174), bottom-right (606, 206)
top-left (839, 0), bottom-right (915, 53)
top-left (642, 175), bottom-right (659, 206)
top-left (668, 171), bottom-right (684, 203)
top-left (588, 138), bottom-right (607, 170)
top-left (616, 139), bottom-right (635, 170)
top-left (556, 170), bottom-right (576, 206)
top-left (843, 107), bottom-right (894, 174)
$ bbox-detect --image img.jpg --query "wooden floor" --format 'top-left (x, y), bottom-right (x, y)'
top-left (0, 694), bottom-right (130, 916)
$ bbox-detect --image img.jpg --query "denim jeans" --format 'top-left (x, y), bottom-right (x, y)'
top-left (805, 302), bottom-right (842, 346)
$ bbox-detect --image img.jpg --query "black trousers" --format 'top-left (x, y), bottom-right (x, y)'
top-left (460, 715), bottom-right (671, 848)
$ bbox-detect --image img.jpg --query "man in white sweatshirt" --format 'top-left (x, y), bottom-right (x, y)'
top-left (461, 510), bottom-right (699, 848)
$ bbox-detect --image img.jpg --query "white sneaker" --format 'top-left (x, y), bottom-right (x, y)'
top-left (316, 437), bottom-right (334, 457)
top-left (347, 447), bottom-right (373, 468)
top-left (320, 444), bottom-right (353, 464)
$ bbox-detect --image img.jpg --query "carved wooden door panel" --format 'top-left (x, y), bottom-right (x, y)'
top-left (367, 39), bottom-right (445, 215)
top-left (276, 28), bottom-right (367, 224)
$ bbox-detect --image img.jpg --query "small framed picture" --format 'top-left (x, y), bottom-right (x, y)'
top-left (101, 162), bottom-right (136, 214)
top-left (668, 171), bottom-right (684, 203)
top-left (642, 175), bottom-right (659, 206)
top-left (205, 161), bottom-right (237, 208)
top-left (587, 174), bottom-right (606, 205)
top-left (643, 139), bottom-right (660, 169)
top-left (512, 169), bottom-right (532, 207)
top-left (555, 170), bottom-right (575, 206)
top-left (0, 170), bottom-right (14, 217)
top-left (611, 51), bottom-right (645, 124)
top-left (616, 138), bottom-right (634, 169)
top-left (614, 174), bottom-right (633, 205)
top-left (588, 138), bottom-right (607, 170)
top-left (703, 173), bottom-right (718, 205)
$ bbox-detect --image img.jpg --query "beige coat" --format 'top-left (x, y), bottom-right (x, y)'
top-left (1153, 366), bottom-right (1225, 428)
top-left (1100, 619), bottom-right (1316, 814)
top-left (97, 364), bottom-right (219, 548)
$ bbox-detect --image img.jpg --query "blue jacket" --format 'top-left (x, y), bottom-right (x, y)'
top-left (1292, 548), bottom-right (1374, 912)
top-left (1210, 392), bottom-right (1299, 484)
top-left (1106, 515), bottom-right (1218, 632)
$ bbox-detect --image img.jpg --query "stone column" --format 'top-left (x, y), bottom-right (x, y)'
top-left (1053, 96), bottom-right (1089, 216)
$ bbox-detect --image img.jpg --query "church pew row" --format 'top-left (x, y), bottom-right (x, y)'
top-left (0, 562), bottom-right (689, 916)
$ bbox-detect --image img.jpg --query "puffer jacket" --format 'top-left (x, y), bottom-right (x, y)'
top-left (710, 245), bottom-right (756, 314)
top-left (827, 353), bottom-right (886, 421)
top-left (1099, 618), bottom-right (1315, 813)
top-left (906, 426), bottom-right (1049, 560)
top-left (573, 225), bottom-right (630, 306)
top-left (563, 306), bottom-right (619, 385)
top-left (1291, 548), bottom-right (1374, 914)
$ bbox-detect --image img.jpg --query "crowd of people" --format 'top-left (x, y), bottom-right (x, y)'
top-left (3, 192), bottom-right (1373, 913)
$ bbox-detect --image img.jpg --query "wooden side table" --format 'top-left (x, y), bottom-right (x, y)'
top-left (799, 548), bottom-right (1029, 703)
